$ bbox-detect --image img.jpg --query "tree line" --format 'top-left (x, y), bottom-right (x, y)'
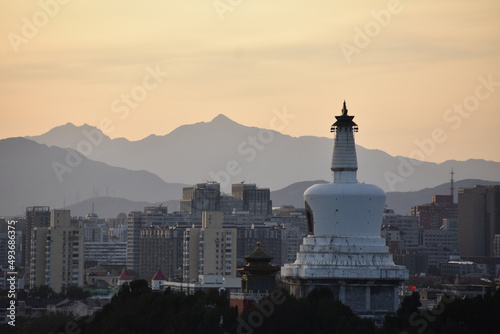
top-left (2, 280), bottom-right (500, 333)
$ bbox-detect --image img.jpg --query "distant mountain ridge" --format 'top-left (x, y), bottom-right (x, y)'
top-left (385, 179), bottom-right (500, 215)
top-left (25, 115), bottom-right (500, 194)
top-left (270, 179), bottom-right (500, 215)
top-left (3, 114), bottom-right (499, 216)
top-left (0, 137), bottom-right (188, 216)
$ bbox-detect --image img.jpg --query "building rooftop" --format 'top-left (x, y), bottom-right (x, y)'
top-left (152, 269), bottom-right (166, 281)
top-left (244, 242), bottom-right (273, 262)
top-left (118, 269), bottom-right (132, 281)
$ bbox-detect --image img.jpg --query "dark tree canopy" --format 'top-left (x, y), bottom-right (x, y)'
top-left (4, 281), bottom-right (500, 334)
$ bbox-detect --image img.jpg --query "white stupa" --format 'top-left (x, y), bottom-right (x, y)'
top-left (281, 102), bottom-right (408, 316)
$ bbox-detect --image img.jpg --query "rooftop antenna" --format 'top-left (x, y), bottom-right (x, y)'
top-left (450, 168), bottom-right (455, 203)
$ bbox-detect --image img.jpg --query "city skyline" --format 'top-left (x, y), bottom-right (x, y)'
top-left (1, 0), bottom-right (500, 164)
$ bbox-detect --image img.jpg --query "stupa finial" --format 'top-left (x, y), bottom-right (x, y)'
top-left (342, 100), bottom-right (348, 115)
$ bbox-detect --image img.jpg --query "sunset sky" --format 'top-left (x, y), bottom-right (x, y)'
top-left (1, 0), bottom-right (499, 163)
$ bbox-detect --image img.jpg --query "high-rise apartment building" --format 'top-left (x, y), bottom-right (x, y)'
top-left (24, 206), bottom-right (51, 280)
top-left (494, 234), bottom-right (500, 258)
top-left (30, 209), bottom-right (84, 292)
top-left (411, 195), bottom-right (457, 230)
top-left (458, 185), bottom-right (500, 257)
top-left (230, 183), bottom-right (272, 217)
top-left (139, 226), bottom-right (184, 280)
top-left (180, 183), bottom-right (221, 215)
top-left (380, 211), bottom-right (427, 274)
top-left (78, 212), bottom-right (106, 243)
top-left (180, 182), bottom-right (272, 218)
top-left (0, 219), bottom-right (8, 269)
top-left (270, 208), bottom-right (309, 266)
top-left (85, 241), bottom-right (127, 266)
top-left (381, 209), bottom-right (460, 273)
top-left (382, 209), bottom-right (420, 251)
top-left (422, 220), bottom-right (458, 250)
top-left (183, 212), bottom-right (237, 282)
top-left (127, 211), bottom-right (143, 273)
top-left (127, 206), bottom-right (170, 273)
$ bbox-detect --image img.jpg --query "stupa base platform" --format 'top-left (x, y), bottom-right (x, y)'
top-left (283, 277), bottom-right (402, 315)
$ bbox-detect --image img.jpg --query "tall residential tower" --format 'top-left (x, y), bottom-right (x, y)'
top-left (458, 185), bottom-right (500, 257)
top-left (30, 210), bottom-right (84, 292)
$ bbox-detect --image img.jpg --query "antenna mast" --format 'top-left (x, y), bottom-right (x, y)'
top-left (450, 169), bottom-right (455, 203)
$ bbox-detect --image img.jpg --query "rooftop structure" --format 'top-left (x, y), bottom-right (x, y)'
top-left (237, 242), bottom-right (280, 293)
top-left (117, 269), bottom-right (132, 287)
top-left (152, 269), bottom-right (167, 290)
top-left (231, 242), bottom-right (280, 315)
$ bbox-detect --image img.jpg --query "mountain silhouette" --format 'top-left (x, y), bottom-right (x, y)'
top-left (0, 137), bottom-right (187, 216)
top-left (26, 115), bottom-right (500, 194)
top-left (270, 179), bottom-right (500, 215)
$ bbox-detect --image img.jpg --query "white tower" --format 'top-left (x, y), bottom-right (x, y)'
top-left (281, 102), bottom-right (408, 316)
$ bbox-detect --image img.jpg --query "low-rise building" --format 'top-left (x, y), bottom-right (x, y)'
top-left (440, 261), bottom-right (488, 276)
top-left (231, 242), bottom-right (280, 315)
top-left (151, 269), bottom-right (167, 291)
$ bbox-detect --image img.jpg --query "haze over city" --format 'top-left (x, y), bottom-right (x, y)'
top-left (3, 2), bottom-right (500, 332)
top-left (1, 0), bottom-right (500, 163)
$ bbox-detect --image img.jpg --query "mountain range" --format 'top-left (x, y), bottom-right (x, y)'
top-left (270, 179), bottom-right (500, 215)
top-left (1, 114), bottom-right (499, 216)
top-left (25, 115), bottom-right (500, 195)
top-left (0, 137), bottom-right (186, 216)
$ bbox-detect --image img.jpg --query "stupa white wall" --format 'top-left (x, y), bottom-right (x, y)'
top-left (281, 102), bottom-right (408, 316)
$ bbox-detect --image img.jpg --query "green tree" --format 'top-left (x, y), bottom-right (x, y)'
top-left (27, 285), bottom-right (58, 299)
top-left (61, 285), bottom-right (92, 299)
top-left (2, 312), bottom-right (77, 334)
top-left (129, 278), bottom-right (150, 297)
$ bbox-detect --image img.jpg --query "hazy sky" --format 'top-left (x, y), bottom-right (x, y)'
top-left (1, 0), bottom-right (499, 163)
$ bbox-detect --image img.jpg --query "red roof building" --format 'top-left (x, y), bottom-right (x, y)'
top-left (117, 269), bottom-right (132, 287)
top-left (152, 269), bottom-right (167, 290)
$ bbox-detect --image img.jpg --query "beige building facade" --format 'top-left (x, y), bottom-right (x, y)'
top-left (30, 210), bottom-right (84, 292)
top-left (183, 211), bottom-right (237, 282)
